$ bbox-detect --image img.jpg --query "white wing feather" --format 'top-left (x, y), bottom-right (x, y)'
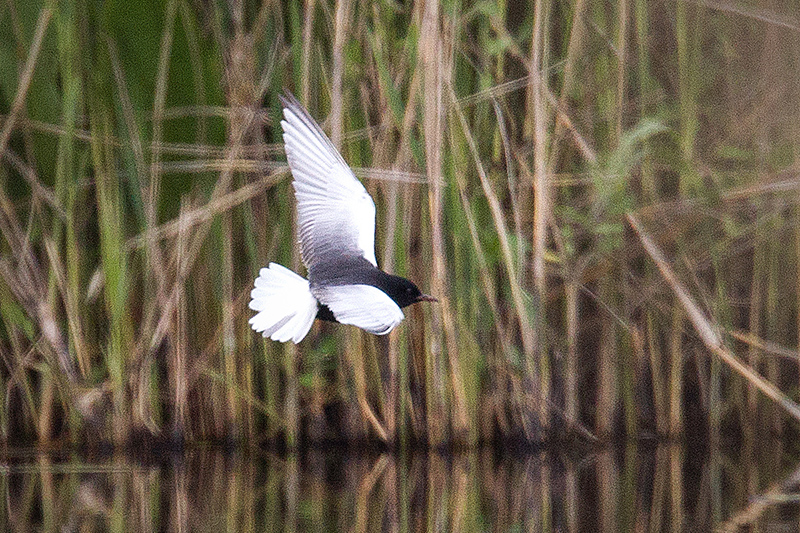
top-left (280, 96), bottom-right (377, 268)
top-left (314, 284), bottom-right (404, 335)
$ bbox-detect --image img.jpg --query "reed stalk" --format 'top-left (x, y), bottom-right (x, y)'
top-left (747, 232), bottom-right (765, 417)
top-left (765, 221), bottom-right (783, 435)
top-left (420, 0), bottom-right (458, 446)
top-left (530, 0), bottom-right (550, 431)
top-left (797, 204), bottom-right (800, 426)
top-left (669, 445), bottom-right (684, 532)
top-left (668, 307), bottom-right (684, 436)
top-left (596, 281), bottom-right (618, 438)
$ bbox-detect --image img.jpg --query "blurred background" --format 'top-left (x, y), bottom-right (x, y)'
top-left (3, 0), bottom-right (800, 529)
top-left (2, 0), bottom-right (800, 449)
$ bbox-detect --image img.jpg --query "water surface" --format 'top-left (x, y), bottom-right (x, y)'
top-left (1, 441), bottom-right (797, 532)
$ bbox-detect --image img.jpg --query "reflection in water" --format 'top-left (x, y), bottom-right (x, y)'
top-left (0, 443), bottom-right (797, 532)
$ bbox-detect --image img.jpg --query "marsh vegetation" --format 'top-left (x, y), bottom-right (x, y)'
top-left (0, 0), bottom-right (799, 452)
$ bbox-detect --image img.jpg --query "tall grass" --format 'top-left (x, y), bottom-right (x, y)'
top-left (1, 0), bottom-right (800, 448)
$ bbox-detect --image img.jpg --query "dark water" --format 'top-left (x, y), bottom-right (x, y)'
top-left (1, 441), bottom-right (798, 532)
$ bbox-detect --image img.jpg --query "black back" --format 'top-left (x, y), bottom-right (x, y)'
top-left (309, 256), bottom-right (425, 323)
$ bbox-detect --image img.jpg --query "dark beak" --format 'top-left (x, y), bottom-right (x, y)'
top-left (417, 294), bottom-right (438, 303)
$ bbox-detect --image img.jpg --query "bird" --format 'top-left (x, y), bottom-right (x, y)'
top-left (249, 91), bottom-right (436, 343)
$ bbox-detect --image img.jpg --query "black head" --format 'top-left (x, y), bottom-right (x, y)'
top-left (384, 275), bottom-right (437, 309)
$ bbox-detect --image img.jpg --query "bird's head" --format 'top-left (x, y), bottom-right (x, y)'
top-left (389, 276), bottom-right (438, 309)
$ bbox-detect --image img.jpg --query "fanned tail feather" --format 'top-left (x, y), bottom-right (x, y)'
top-left (248, 263), bottom-right (318, 343)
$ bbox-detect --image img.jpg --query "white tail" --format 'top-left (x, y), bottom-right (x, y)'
top-left (248, 263), bottom-right (318, 343)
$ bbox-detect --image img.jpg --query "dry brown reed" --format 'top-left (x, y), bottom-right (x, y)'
top-left (0, 0), bottom-right (799, 449)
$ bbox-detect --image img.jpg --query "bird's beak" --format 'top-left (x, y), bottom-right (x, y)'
top-left (417, 294), bottom-right (438, 303)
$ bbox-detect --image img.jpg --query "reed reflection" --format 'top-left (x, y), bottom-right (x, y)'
top-left (0, 443), bottom-right (797, 532)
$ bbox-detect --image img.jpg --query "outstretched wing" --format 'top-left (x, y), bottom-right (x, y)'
top-left (279, 92), bottom-right (377, 270)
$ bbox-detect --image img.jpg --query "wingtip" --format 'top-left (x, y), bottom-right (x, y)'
top-left (278, 90), bottom-right (316, 135)
top-left (279, 89), bottom-right (300, 110)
